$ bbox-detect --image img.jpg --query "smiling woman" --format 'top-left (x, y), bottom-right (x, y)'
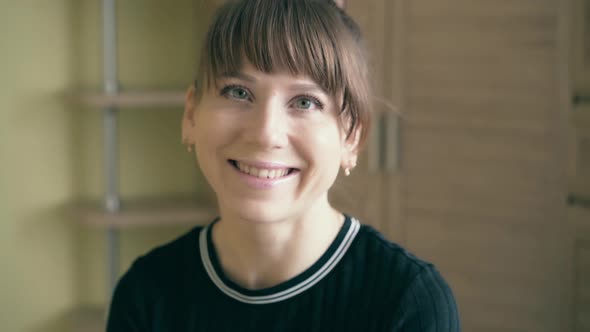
top-left (106, 0), bottom-right (460, 331)
top-left (187, 62), bottom-right (351, 225)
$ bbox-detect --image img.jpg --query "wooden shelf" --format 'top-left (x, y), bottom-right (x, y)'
top-left (70, 90), bottom-right (186, 108)
top-left (72, 196), bottom-right (217, 228)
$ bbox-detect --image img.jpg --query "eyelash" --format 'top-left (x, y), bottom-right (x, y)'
top-left (297, 94), bottom-right (324, 110)
top-left (219, 84), bottom-right (324, 111)
top-left (220, 84), bottom-right (252, 101)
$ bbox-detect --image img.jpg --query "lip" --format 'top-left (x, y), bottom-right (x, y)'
top-left (228, 159), bottom-right (299, 189)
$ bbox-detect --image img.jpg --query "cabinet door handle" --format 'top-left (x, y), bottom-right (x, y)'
top-left (568, 194), bottom-right (590, 209)
top-left (384, 111), bottom-right (400, 172)
top-left (368, 111), bottom-right (382, 173)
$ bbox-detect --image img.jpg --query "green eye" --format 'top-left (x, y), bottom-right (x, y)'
top-left (293, 95), bottom-right (323, 111)
top-left (220, 84), bottom-right (251, 101)
top-left (296, 98), bottom-right (313, 109)
top-left (229, 87), bottom-right (249, 100)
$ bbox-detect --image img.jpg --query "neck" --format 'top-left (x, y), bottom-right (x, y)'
top-left (211, 202), bottom-right (344, 290)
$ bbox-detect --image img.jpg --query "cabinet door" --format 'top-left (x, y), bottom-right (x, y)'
top-left (572, 0), bottom-right (590, 93)
top-left (572, 207), bottom-right (590, 332)
top-left (397, 1), bottom-right (573, 331)
top-left (330, 0), bottom-right (390, 232)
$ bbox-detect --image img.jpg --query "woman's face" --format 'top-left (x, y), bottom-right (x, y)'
top-left (184, 62), bottom-right (358, 223)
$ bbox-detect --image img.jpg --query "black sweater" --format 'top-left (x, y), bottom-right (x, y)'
top-left (107, 216), bottom-right (460, 331)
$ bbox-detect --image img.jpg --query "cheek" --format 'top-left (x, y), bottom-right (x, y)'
top-left (194, 112), bottom-right (229, 146)
top-left (192, 113), bottom-right (224, 166)
top-left (296, 122), bottom-right (345, 166)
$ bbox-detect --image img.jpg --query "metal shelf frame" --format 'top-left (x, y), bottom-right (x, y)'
top-left (102, 0), bottom-right (120, 295)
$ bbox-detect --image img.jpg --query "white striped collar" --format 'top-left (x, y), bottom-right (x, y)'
top-left (199, 217), bottom-right (361, 305)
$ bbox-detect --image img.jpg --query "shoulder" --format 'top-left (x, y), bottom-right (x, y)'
top-left (109, 225), bottom-right (205, 307)
top-left (390, 264), bottom-right (461, 331)
top-left (106, 226), bottom-right (205, 331)
top-left (128, 225), bottom-right (204, 279)
top-left (352, 223), bottom-right (433, 278)
top-left (350, 222), bottom-right (461, 331)
top-left (111, 224), bottom-right (205, 302)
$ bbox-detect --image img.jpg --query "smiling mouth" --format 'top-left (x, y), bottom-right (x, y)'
top-left (228, 160), bottom-right (298, 179)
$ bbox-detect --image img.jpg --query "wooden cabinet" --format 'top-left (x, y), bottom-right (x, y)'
top-left (335, 0), bottom-right (576, 331)
top-left (572, 206), bottom-right (590, 332)
top-left (330, 0), bottom-right (400, 238)
top-left (573, 0), bottom-right (590, 95)
top-left (572, 0), bottom-right (590, 331)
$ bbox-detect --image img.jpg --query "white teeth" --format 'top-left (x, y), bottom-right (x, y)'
top-left (235, 161), bottom-right (289, 179)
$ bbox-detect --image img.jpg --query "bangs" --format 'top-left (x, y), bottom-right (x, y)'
top-left (202, 0), bottom-right (352, 97)
top-left (195, 0), bottom-right (371, 145)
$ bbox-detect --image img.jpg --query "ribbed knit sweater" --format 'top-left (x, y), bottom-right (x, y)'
top-left (107, 216), bottom-right (460, 331)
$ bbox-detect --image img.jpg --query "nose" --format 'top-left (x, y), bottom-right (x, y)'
top-left (243, 99), bottom-right (289, 149)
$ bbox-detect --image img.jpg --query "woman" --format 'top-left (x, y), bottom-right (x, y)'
top-left (107, 0), bottom-right (460, 331)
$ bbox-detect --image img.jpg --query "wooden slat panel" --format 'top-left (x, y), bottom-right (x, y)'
top-left (408, 24), bottom-right (556, 52)
top-left (404, 125), bottom-right (555, 165)
top-left (409, 0), bottom-right (555, 16)
top-left (575, 241), bottom-right (590, 332)
top-left (405, 158), bottom-right (561, 196)
top-left (407, 42), bottom-right (556, 66)
top-left (406, 212), bottom-right (570, 331)
top-left (405, 212), bottom-right (567, 276)
top-left (408, 66), bottom-right (556, 93)
top-left (404, 98), bottom-right (552, 134)
top-left (401, 1), bottom-right (571, 331)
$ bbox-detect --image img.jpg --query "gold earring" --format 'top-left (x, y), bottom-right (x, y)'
top-left (344, 168), bottom-right (351, 176)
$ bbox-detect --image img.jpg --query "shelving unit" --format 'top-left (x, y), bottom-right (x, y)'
top-left (69, 1), bottom-right (212, 330)
top-left (71, 90), bottom-right (185, 109)
top-left (73, 196), bottom-right (215, 228)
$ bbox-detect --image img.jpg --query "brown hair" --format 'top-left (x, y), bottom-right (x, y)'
top-left (195, 0), bottom-right (371, 147)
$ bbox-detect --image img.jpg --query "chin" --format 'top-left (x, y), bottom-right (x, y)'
top-left (221, 198), bottom-right (298, 225)
top-left (241, 206), bottom-right (291, 224)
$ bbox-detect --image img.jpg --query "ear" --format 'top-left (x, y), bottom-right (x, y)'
top-left (181, 85), bottom-right (197, 147)
top-left (334, 0), bottom-right (346, 9)
top-left (341, 125), bottom-right (361, 170)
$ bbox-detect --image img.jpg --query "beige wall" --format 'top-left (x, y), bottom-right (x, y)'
top-left (0, 1), bottom-right (208, 331)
